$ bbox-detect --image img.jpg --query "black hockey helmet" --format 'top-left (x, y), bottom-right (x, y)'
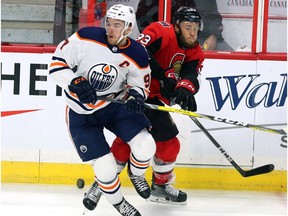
top-left (173, 7), bottom-right (203, 31)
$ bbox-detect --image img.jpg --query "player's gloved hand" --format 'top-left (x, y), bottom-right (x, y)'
top-left (68, 76), bottom-right (97, 104)
top-left (159, 67), bottom-right (177, 100)
top-left (126, 89), bottom-right (145, 114)
top-left (175, 80), bottom-right (197, 111)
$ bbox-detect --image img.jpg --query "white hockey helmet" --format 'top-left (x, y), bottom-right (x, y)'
top-left (106, 4), bottom-right (136, 41)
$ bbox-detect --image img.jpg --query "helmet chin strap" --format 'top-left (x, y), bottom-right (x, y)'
top-left (116, 27), bottom-right (131, 45)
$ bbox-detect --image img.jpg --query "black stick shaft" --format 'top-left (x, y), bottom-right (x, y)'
top-left (190, 117), bottom-right (274, 177)
top-left (98, 96), bottom-right (274, 177)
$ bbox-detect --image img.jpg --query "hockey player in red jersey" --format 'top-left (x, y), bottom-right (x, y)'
top-left (83, 6), bottom-right (204, 208)
top-left (111, 6), bottom-right (205, 205)
top-left (49, 4), bottom-right (156, 216)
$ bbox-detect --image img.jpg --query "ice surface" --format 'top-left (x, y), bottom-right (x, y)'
top-left (1, 183), bottom-right (287, 216)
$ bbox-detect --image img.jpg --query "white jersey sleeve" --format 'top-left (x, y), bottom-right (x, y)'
top-left (49, 34), bottom-right (86, 89)
top-left (49, 27), bottom-right (151, 114)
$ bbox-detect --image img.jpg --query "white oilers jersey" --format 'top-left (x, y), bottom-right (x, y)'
top-left (49, 27), bottom-right (151, 114)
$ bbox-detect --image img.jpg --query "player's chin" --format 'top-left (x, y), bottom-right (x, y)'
top-left (107, 37), bottom-right (117, 45)
top-left (184, 41), bottom-right (197, 49)
top-left (188, 39), bottom-right (197, 45)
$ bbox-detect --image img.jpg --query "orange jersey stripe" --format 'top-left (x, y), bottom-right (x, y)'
top-left (97, 177), bottom-right (120, 191)
top-left (121, 52), bottom-right (150, 70)
top-left (86, 99), bottom-right (107, 109)
top-left (130, 156), bottom-right (150, 168)
top-left (76, 32), bottom-right (108, 48)
top-left (50, 62), bottom-right (69, 68)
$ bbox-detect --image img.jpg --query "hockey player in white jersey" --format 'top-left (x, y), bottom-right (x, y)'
top-left (49, 4), bottom-right (156, 216)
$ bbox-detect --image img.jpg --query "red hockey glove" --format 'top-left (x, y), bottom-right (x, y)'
top-left (159, 67), bottom-right (177, 100)
top-left (175, 79), bottom-right (197, 111)
top-left (68, 76), bottom-right (97, 104)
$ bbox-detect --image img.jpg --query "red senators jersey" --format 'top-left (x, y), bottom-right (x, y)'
top-left (137, 21), bottom-right (204, 104)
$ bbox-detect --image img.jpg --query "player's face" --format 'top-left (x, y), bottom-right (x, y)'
top-left (177, 21), bottom-right (200, 48)
top-left (106, 18), bottom-right (126, 45)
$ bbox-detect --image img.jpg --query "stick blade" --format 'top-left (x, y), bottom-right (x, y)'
top-left (242, 164), bottom-right (274, 177)
top-left (273, 129), bottom-right (287, 135)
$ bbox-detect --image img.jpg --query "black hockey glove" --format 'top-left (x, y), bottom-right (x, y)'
top-left (68, 76), bottom-right (97, 104)
top-left (175, 80), bottom-right (197, 112)
top-left (159, 67), bottom-right (177, 100)
top-left (126, 89), bottom-right (145, 114)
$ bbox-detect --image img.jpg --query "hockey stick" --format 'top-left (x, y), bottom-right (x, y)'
top-left (97, 96), bottom-right (286, 135)
top-left (190, 117), bottom-right (274, 177)
top-left (189, 116), bottom-right (274, 177)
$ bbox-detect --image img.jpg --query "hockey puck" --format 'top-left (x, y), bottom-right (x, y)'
top-left (76, 178), bottom-right (85, 189)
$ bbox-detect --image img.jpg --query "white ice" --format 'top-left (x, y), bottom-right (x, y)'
top-left (0, 183), bottom-right (287, 216)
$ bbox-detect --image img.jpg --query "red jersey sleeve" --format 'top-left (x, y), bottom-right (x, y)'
top-left (137, 21), bottom-right (174, 50)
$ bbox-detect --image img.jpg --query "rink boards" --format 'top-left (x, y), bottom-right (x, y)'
top-left (1, 51), bottom-right (287, 192)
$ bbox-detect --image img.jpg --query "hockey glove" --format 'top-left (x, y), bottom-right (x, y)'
top-left (126, 89), bottom-right (145, 114)
top-left (68, 76), bottom-right (97, 104)
top-left (175, 80), bottom-right (197, 111)
top-left (159, 67), bottom-right (177, 100)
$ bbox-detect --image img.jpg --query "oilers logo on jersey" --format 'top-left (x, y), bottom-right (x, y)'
top-left (88, 63), bottom-right (117, 92)
top-left (49, 27), bottom-right (151, 114)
